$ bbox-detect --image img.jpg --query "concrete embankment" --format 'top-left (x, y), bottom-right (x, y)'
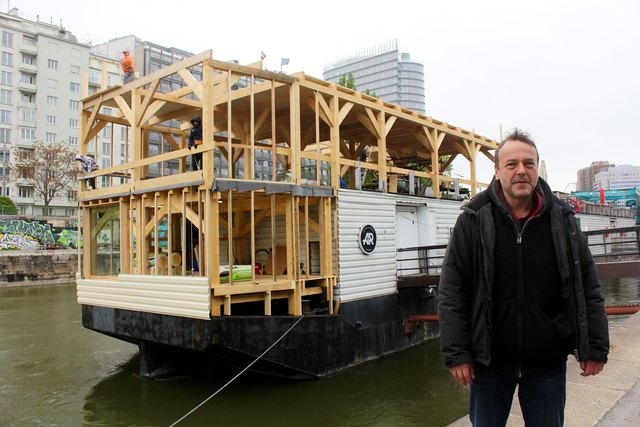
top-left (448, 312), bottom-right (640, 426)
top-left (0, 250), bottom-right (77, 287)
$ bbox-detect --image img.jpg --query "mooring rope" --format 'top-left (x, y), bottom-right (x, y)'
top-left (169, 314), bottom-right (306, 426)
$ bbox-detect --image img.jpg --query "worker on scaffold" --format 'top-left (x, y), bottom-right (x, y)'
top-left (120, 50), bottom-right (135, 84)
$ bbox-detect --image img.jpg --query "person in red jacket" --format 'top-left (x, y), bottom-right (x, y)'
top-left (120, 50), bottom-right (135, 84)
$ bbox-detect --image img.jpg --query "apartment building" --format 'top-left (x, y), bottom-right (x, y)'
top-left (0, 8), bottom-right (96, 221)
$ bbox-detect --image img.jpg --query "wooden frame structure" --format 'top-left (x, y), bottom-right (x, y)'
top-left (77, 50), bottom-right (498, 318)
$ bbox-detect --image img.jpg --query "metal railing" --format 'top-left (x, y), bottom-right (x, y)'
top-left (583, 226), bottom-right (640, 263)
top-left (396, 244), bottom-right (448, 278)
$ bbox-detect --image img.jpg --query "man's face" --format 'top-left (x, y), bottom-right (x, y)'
top-left (494, 140), bottom-right (539, 203)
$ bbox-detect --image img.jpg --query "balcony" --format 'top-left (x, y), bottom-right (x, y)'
top-left (18, 119), bottom-right (35, 127)
top-left (16, 196), bottom-right (35, 204)
top-left (19, 44), bottom-right (38, 55)
top-left (18, 101), bottom-right (36, 109)
top-left (18, 82), bottom-right (37, 93)
top-left (17, 139), bottom-right (35, 149)
top-left (19, 62), bottom-right (37, 73)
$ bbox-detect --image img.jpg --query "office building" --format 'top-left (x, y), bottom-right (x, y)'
top-left (577, 161), bottom-right (615, 191)
top-left (323, 39), bottom-right (426, 115)
top-left (593, 164), bottom-right (640, 190)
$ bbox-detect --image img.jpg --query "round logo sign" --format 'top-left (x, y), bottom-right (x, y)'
top-left (359, 224), bottom-right (377, 255)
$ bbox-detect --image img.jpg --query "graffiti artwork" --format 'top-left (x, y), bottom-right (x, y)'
top-left (0, 219), bottom-right (81, 250)
top-left (0, 233), bottom-right (39, 250)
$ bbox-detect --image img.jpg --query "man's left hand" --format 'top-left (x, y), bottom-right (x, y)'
top-left (580, 360), bottom-right (605, 376)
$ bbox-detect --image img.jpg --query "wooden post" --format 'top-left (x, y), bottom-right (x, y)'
top-left (167, 190), bottom-right (173, 276)
top-left (83, 205), bottom-right (92, 277)
top-left (120, 197), bottom-right (130, 274)
top-left (389, 174), bottom-right (398, 193)
top-left (181, 189), bottom-right (187, 276)
top-left (250, 191), bottom-right (256, 282)
top-left (330, 95), bottom-right (340, 188)
top-left (129, 195), bottom-right (135, 273)
top-left (227, 70), bottom-right (233, 178)
top-left (141, 195), bottom-right (149, 274)
top-left (197, 189), bottom-right (204, 276)
top-left (202, 64), bottom-right (215, 185)
top-left (315, 92), bottom-right (320, 184)
top-left (248, 75), bottom-right (255, 180)
top-left (131, 91), bottom-right (142, 182)
top-left (286, 194), bottom-right (301, 315)
top-left (377, 111), bottom-right (387, 192)
top-left (227, 190), bottom-right (233, 285)
top-left (304, 197), bottom-right (310, 280)
top-left (209, 191), bottom-right (220, 284)
top-left (427, 128), bottom-right (444, 199)
top-left (290, 81), bottom-right (301, 184)
top-left (270, 194), bottom-right (276, 280)
top-left (153, 192), bottom-right (159, 274)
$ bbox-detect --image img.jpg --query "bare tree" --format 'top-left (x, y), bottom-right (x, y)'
top-left (7, 140), bottom-right (78, 208)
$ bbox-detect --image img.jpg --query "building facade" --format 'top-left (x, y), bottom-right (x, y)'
top-left (0, 8), bottom-right (94, 221)
top-left (593, 164), bottom-right (640, 190)
top-left (577, 160), bottom-right (615, 191)
top-left (323, 40), bottom-right (426, 115)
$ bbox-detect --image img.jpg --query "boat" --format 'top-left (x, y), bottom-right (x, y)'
top-left (75, 50), bottom-right (503, 378)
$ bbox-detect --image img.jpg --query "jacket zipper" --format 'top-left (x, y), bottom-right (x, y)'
top-left (509, 215), bottom-right (532, 377)
top-left (566, 224), bottom-right (581, 361)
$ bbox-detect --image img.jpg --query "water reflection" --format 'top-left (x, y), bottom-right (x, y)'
top-left (82, 341), bottom-right (468, 426)
top-left (2, 277), bottom-right (638, 427)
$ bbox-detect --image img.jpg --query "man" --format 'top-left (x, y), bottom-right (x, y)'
top-left (438, 129), bottom-right (609, 426)
top-left (120, 50), bottom-right (135, 84)
top-left (187, 116), bottom-right (203, 170)
top-left (75, 153), bottom-right (99, 189)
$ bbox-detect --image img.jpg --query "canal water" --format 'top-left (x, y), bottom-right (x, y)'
top-left (1, 278), bottom-right (637, 427)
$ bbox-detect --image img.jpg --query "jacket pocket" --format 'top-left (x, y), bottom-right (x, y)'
top-left (491, 299), bottom-right (518, 359)
top-left (523, 303), bottom-right (569, 358)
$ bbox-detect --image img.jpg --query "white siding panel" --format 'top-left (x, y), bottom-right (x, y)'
top-left (577, 213), bottom-right (635, 231)
top-left (577, 214), bottom-right (612, 232)
top-left (77, 274), bottom-right (211, 319)
top-left (577, 214), bottom-right (635, 256)
top-left (337, 189), bottom-right (397, 302)
top-left (424, 198), bottom-right (464, 245)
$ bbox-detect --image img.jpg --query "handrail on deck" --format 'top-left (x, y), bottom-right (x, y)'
top-left (583, 225), bottom-right (640, 263)
top-left (396, 244), bottom-right (448, 278)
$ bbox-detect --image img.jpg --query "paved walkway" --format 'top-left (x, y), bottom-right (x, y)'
top-left (448, 312), bottom-right (640, 427)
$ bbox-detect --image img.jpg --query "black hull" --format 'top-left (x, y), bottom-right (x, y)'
top-left (82, 287), bottom-right (439, 378)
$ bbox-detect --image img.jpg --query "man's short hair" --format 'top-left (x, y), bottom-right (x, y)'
top-left (495, 128), bottom-right (539, 166)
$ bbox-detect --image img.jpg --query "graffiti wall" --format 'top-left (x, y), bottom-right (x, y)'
top-left (0, 219), bottom-right (80, 250)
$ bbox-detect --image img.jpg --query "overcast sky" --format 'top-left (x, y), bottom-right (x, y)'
top-left (12, 0), bottom-right (639, 192)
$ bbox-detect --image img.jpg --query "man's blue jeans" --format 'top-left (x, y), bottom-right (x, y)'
top-left (469, 363), bottom-right (566, 427)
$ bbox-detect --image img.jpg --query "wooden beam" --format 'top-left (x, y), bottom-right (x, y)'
top-left (136, 79), bottom-right (160, 126)
top-left (82, 50), bottom-right (213, 108)
top-left (177, 68), bottom-right (204, 101)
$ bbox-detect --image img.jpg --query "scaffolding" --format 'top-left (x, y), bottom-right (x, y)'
top-left (77, 50), bottom-right (498, 318)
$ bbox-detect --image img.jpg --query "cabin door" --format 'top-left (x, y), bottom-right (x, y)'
top-left (396, 206), bottom-right (420, 276)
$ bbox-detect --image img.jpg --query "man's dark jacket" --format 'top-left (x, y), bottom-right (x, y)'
top-left (188, 116), bottom-right (202, 148)
top-left (438, 177), bottom-right (609, 369)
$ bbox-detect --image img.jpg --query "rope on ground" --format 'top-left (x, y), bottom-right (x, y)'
top-left (169, 314), bottom-right (306, 426)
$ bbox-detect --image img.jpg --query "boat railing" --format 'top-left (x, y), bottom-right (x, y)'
top-left (583, 225), bottom-right (640, 262)
top-left (396, 244), bottom-right (447, 278)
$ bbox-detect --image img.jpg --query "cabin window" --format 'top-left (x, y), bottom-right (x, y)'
top-left (89, 205), bottom-right (120, 276)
